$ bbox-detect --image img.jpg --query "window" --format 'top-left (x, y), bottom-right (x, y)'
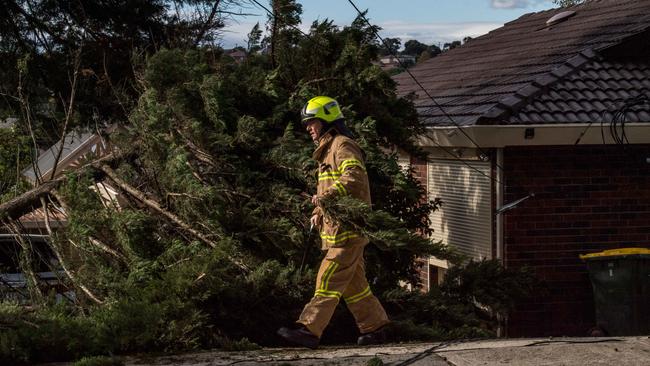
top-left (428, 158), bottom-right (493, 260)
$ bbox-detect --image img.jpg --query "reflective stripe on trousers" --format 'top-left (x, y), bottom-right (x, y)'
top-left (297, 244), bottom-right (390, 338)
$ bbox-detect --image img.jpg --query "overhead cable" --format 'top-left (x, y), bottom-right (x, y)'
top-left (251, 0), bottom-right (508, 188)
top-left (345, 0), bottom-right (508, 178)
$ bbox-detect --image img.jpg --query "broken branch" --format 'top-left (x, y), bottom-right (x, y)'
top-left (97, 164), bottom-right (249, 272)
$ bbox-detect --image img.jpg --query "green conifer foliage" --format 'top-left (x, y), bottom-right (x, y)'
top-left (0, 8), bottom-right (537, 362)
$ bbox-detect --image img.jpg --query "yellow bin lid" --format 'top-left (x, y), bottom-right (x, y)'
top-left (580, 247), bottom-right (650, 260)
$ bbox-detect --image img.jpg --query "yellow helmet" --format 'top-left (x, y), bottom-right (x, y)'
top-left (301, 96), bottom-right (344, 124)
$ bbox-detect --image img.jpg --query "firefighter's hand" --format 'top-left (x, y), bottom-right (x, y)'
top-left (310, 215), bottom-right (320, 229)
top-left (311, 194), bottom-right (319, 206)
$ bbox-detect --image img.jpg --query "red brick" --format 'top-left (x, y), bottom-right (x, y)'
top-left (504, 144), bottom-right (650, 337)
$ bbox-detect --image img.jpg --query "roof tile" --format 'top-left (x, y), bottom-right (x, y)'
top-left (511, 59), bottom-right (650, 124)
top-left (395, 0), bottom-right (650, 126)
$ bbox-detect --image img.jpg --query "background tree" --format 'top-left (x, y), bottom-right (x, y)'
top-left (379, 37), bottom-right (401, 56)
top-left (265, 0), bottom-right (303, 68)
top-left (403, 39), bottom-right (429, 56)
top-left (246, 22), bottom-right (263, 53)
top-left (404, 41), bottom-right (441, 64)
top-left (443, 40), bottom-right (461, 50)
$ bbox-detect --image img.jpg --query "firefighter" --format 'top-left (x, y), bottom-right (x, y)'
top-left (277, 96), bottom-right (390, 349)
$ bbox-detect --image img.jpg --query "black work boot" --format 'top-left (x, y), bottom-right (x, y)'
top-left (357, 326), bottom-right (387, 346)
top-left (277, 325), bottom-right (319, 349)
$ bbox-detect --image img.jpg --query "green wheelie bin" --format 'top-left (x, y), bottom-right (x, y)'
top-left (580, 248), bottom-right (650, 336)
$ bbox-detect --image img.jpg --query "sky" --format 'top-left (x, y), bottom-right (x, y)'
top-left (220, 0), bottom-right (558, 49)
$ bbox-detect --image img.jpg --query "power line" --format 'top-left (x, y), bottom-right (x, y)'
top-left (249, 0), bottom-right (326, 47)
top-left (345, 0), bottom-right (508, 181)
top-left (252, 0), bottom-right (507, 188)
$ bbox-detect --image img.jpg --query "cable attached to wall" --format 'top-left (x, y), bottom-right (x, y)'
top-left (608, 94), bottom-right (649, 146)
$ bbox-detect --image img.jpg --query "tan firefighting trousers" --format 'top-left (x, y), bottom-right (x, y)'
top-left (297, 243), bottom-right (390, 338)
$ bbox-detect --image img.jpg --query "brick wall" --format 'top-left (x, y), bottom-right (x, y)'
top-left (410, 155), bottom-right (428, 189)
top-left (503, 144), bottom-right (650, 337)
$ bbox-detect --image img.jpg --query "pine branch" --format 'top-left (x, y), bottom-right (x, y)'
top-left (41, 197), bottom-right (104, 304)
top-left (320, 195), bottom-right (456, 260)
top-left (50, 190), bottom-right (128, 262)
top-left (98, 164), bottom-right (250, 273)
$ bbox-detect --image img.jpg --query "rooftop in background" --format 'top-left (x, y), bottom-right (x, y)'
top-left (394, 0), bottom-right (650, 126)
top-left (226, 49), bottom-right (247, 64)
top-left (22, 129), bottom-right (111, 184)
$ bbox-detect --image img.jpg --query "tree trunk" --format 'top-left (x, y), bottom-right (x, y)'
top-left (0, 179), bottom-right (64, 221)
top-left (0, 153), bottom-right (117, 221)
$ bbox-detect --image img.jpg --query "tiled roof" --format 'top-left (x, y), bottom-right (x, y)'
top-left (510, 58), bottom-right (650, 124)
top-left (394, 0), bottom-right (650, 126)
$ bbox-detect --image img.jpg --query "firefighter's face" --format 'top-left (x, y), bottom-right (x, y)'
top-left (305, 119), bottom-right (323, 142)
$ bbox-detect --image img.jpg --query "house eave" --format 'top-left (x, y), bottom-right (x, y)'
top-left (416, 122), bottom-right (650, 148)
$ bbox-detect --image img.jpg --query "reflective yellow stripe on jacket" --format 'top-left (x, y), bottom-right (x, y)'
top-left (333, 180), bottom-right (347, 195)
top-left (320, 231), bottom-right (359, 244)
top-left (317, 159), bottom-right (366, 181)
top-left (317, 159), bottom-right (365, 196)
top-left (318, 171), bottom-right (342, 180)
top-left (339, 159), bottom-right (366, 172)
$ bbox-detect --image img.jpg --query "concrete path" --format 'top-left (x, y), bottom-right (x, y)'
top-left (41, 336), bottom-right (650, 365)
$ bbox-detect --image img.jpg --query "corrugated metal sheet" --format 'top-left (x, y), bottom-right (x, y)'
top-left (22, 130), bottom-right (97, 183)
top-left (428, 158), bottom-right (493, 260)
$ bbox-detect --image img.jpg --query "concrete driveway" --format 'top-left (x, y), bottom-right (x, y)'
top-left (116, 336), bottom-right (650, 366)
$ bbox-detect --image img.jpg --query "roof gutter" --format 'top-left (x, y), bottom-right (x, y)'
top-left (416, 122), bottom-right (650, 148)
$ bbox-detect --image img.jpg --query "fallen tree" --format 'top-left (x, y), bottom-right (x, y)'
top-left (0, 8), bottom-right (538, 365)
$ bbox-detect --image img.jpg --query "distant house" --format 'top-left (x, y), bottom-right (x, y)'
top-left (394, 0), bottom-right (650, 337)
top-left (22, 128), bottom-right (123, 216)
top-left (226, 49), bottom-right (247, 64)
top-left (1, 128), bottom-right (118, 301)
top-left (378, 55), bottom-right (416, 71)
